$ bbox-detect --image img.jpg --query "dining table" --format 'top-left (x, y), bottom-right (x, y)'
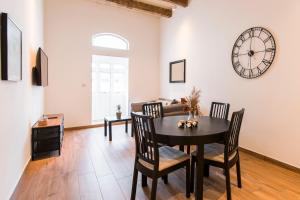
top-left (153, 115), bottom-right (230, 200)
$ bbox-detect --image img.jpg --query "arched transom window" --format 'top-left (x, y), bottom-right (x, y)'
top-left (92, 33), bottom-right (129, 50)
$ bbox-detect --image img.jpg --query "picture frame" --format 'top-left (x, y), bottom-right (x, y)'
top-left (1, 13), bottom-right (22, 81)
top-left (169, 59), bottom-right (186, 83)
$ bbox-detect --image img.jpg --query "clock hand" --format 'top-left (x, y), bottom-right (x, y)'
top-left (250, 36), bottom-right (253, 51)
top-left (238, 53), bottom-right (249, 56)
top-left (247, 56), bottom-right (251, 69)
top-left (250, 56), bottom-right (252, 69)
top-left (253, 50), bottom-right (266, 53)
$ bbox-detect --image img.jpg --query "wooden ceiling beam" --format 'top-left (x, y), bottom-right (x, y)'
top-left (160, 0), bottom-right (188, 7)
top-left (105, 0), bottom-right (172, 18)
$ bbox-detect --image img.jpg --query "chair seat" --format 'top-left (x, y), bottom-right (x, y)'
top-left (139, 146), bottom-right (190, 171)
top-left (192, 143), bottom-right (236, 163)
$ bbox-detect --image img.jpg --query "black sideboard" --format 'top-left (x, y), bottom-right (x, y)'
top-left (32, 114), bottom-right (64, 160)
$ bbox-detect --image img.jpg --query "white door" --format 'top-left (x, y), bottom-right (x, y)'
top-left (92, 55), bottom-right (129, 122)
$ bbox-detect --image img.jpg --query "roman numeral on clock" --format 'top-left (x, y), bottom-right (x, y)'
top-left (266, 48), bottom-right (275, 52)
top-left (249, 28), bottom-right (255, 37)
top-left (233, 53), bottom-right (239, 57)
top-left (258, 28), bottom-right (263, 37)
top-left (249, 69), bottom-right (253, 78)
top-left (240, 35), bottom-right (246, 42)
top-left (262, 59), bottom-right (271, 66)
top-left (257, 67), bottom-right (262, 75)
top-left (263, 36), bottom-right (272, 43)
top-left (233, 61), bottom-right (241, 68)
top-left (239, 68), bottom-right (246, 76)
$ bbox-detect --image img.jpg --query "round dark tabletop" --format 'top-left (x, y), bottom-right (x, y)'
top-left (153, 116), bottom-right (230, 145)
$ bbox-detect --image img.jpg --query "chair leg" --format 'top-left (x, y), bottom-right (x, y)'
top-left (190, 157), bottom-right (195, 193)
top-left (204, 163), bottom-right (210, 177)
top-left (187, 145), bottom-right (190, 154)
top-left (225, 166), bottom-right (232, 200)
top-left (186, 161), bottom-right (191, 198)
top-left (142, 174), bottom-right (147, 187)
top-left (236, 158), bottom-right (242, 188)
top-left (130, 167), bottom-right (138, 200)
top-left (179, 145), bottom-right (184, 151)
top-left (162, 175), bottom-right (168, 184)
top-left (151, 177), bottom-right (158, 200)
top-left (131, 124), bottom-right (134, 137)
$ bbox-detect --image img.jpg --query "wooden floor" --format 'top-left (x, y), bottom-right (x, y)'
top-left (12, 125), bottom-right (300, 200)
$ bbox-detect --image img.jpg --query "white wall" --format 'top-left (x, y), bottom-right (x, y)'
top-left (160, 0), bottom-right (300, 168)
top-left (0, 0), bottom-right (44, 199)
top-left (44, 0), bottom-right (161, 128)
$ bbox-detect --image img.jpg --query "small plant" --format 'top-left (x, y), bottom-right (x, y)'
top-left (117, 104), bottom-right (121, 112)
top-left (116, 104), bottom-right (122, 119)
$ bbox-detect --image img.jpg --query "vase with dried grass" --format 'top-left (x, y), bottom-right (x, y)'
top-left (185, 87), bottom-right (201, 120)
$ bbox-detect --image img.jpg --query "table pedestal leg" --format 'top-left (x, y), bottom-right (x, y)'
top-left (125, 120), bottom-right (128, 133)
top-left (195, 144), bottom-right (204, 200)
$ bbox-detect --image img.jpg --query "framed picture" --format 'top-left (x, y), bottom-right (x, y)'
top-left (169, 59), bottom-right (186, 83)
top-left (1, 13), bottom-right (22, 81)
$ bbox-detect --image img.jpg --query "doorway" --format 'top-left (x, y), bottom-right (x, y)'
top-left (92, 55), bottom-right (129, 123)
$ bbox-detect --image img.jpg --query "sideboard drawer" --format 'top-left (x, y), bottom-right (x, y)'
top-left (33, 126), bottom-right (61, 140)
top-left (33, 138), bottom-right (61, 153)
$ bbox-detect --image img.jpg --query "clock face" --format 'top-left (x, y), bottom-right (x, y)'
top-left (232, 27), bottom-right (276, 79)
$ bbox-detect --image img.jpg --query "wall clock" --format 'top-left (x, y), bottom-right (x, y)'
top-left (231, 27), bottom-right (276, 79)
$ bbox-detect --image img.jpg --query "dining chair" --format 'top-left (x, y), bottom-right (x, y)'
top-left (210, 102), bottom-right (230, 147)
top-left (190, 108), bottom-right (245, 200)
top-left (210, 102), bottom-right (230, 119)
top-left (130, 112), bottom-right (191, 200)
top-left (142, 102), bottom-right (164, 118)
top-left (142, 102), bottom-right (170, 183)
top-left (131, 102), bottom-right (164, 137)
top-left (186, 102), bottom-right (230, 160)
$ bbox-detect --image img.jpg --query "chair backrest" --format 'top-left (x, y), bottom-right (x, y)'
top-left (210, 102), bottom-right (230, 120)
top-left (142, 102), bottom-right (164, 118)
top-left (225, 108), bottom-right (245, 159)
top-left (131, 112), bottom-right (159, 169)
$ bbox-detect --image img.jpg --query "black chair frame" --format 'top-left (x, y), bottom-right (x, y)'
top-left (142, 102), bottom-right (164, 118)
top-left (130, 113), bottom-right (191, 200)
top-left (142, 102), bottom-right (169, 183)
top-left (191, 108), bottom-right (245, 200)
top-left (210, 102), bottom-right (230, 120)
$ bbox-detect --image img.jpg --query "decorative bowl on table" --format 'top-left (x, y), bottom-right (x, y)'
top-left (177, 120), bottom-right (186, 128)
top-left (186, 120), bottom-right (198, 128)
top-left (177, 119), bottom-right (198, 128)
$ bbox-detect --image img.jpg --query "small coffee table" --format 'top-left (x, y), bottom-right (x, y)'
top-left (104, 116), bottom-right (132, 141)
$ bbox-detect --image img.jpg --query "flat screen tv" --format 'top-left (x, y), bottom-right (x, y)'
top-left (35, 48), bottom-right (48, 86)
